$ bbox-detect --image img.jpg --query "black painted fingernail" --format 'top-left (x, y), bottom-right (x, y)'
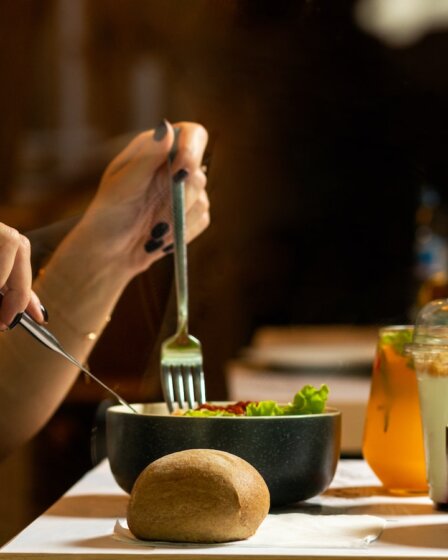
top-left (173, 168), bottom-right (188, 183)
top-left (163, 243), bottom-right (174, 254)
top-left (144, 238), bottom-right (164, 253)
top-left (153, 119), bottom-right (168, 141)
top-left (8, 312), bottom-right (23, 330)
top-left (40, 303), bottom-right (49, 323)
top-left (151, 222), bottom-right (170, 239)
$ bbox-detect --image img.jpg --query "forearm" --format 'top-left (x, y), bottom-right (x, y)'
top-left (34, 224), bottom-right (132, 357)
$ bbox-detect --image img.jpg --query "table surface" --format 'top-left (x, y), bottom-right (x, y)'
top-left (1, 459), bottom-right (448, 559)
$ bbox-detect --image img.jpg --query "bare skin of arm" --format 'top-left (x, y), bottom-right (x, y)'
top-left (0, 121), bottom-right (209, 459)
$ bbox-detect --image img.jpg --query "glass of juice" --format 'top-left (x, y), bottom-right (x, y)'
top-left (407, 299), bottom-right (448, 508)
top-left (362, 325), bottom-right (427, 493)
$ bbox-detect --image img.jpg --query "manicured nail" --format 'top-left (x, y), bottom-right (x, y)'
top-left (163, 243), bottom-right (174, 254)
top-left (173, 168), bottom-right (188, 183)
top-left (153, 119), bottom-right (168, 141)
top-left (144, 238), bottom-right (164, 253)
top-left (8, 312), bottom-right (23, 330)
top-left (151, 222), bottom-right (170, 239)
top-left (40, 303), bottom-right (49, 323)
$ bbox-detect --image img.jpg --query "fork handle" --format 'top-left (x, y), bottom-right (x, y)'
top-left (172, 174), bottom-right (189, 335)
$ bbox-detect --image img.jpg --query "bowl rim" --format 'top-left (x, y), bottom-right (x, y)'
top-left (107, 402), bottom-right (341, 418)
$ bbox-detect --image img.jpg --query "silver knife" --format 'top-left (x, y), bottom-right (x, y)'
top-left (1, 295), bottom-right (136, 413)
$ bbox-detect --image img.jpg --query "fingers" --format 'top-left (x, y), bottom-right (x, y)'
top-left (0, 223), bottom-right (23, 287)
top-left (141, 188), bottom-right (210, 262)
top-left (79, 120), bottom-right (210, 275)
top-left (146, 169), bottom-right (208, 248)
top-left (27, 291), bottom-right (48, 324)
top-left (0, 225), bottom-right (31, 328)
top-left (0, 224), bottom-right (45, 329)
top-left (91, 121), bottom-right (208, 217)
top-left (100, 120), bottom-right (176, 198)
top-left (146, 123), bottom-right (209, 256)
top-left (95, 121), bottom-right (207, 214)
top-left (170, 122), bottom-right (209, 178)
top-left (185, 190), bottom-right (211, 243)
top-left (184, 168), bottom-right (208, 213)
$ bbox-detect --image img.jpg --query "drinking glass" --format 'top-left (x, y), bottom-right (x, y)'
top-left (362, 325), bottom-right (427, 493)
top-left (407, 300), bottom-right (448, 508)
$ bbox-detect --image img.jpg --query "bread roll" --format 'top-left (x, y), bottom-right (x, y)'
top-left (127, 449), bottom-right (270, 543)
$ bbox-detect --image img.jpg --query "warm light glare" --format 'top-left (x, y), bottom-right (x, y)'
top-left (354, 0), bottom-right (448, 46)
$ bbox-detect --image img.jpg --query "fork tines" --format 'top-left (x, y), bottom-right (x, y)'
top-left (161, 363), bottom-right (206, 413)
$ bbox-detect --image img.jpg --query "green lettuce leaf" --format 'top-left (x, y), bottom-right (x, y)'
top-left (283, 384), bottom-right (329, 415)
top-left (183, 384), bottom-right (329, 417)
top-left (245, 400), bottom-right (285, 416)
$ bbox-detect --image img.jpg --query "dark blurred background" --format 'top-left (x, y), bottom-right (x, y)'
top-left (1, 0), bottom-right (448, 544)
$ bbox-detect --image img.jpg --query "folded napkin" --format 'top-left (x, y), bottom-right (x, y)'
top-left (114, 512), bottom-right (385, 549)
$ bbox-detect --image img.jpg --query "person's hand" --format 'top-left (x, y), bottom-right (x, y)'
top-left (0, 223), bottom-right (46, 330)
top-left (72, 120), bottom-right (209, 279)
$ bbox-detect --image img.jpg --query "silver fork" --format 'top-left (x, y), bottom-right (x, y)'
top-left (160, 133), bottom-right (206, 412)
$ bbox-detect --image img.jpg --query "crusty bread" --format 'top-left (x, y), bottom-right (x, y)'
top-left (127, 449), bottom-right (270, 543)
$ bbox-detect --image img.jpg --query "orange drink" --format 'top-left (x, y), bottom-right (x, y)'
top-left (362, 326), bottom-right (427, 493)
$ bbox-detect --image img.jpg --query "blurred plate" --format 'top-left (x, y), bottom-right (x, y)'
top-left (243, 325), bottom-right (377, 371)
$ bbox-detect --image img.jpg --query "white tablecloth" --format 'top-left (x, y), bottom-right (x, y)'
top-left (1, 459), bottom-right (448, 559)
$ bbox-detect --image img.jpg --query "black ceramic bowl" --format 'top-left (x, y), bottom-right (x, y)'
top-left (106, 403), bottom-right (341, 507)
